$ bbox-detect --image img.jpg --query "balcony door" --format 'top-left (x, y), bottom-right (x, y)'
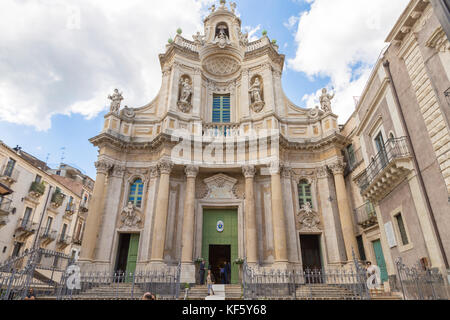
top-left (374, 132), bottom-right (388, 169)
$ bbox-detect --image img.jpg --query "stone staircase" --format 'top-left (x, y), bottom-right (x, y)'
top-left (369, 288), bottom-right (403, 301)
top-left (37, 284), bottom-right (403, 301)
top-left (186, 285), bottom-right (243, 300)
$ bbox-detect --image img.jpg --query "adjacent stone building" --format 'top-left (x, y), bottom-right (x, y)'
top-left (0, 142), bottom-right (93, 264)
top-left (342, 0), bottom-right (450, 289)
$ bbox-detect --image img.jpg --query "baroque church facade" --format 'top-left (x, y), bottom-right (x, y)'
top-left (79, 1), bottom-right (367, 284)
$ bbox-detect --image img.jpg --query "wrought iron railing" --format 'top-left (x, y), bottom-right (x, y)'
top-left (29, 181), bottom-right (45, 196)
top-left (51, 191), bottom-right (65, 207)
top-left (354, 202), bottom-right (377, 229)
top-left (396, 258), bottom-right (449, 300)
top-left (357, 137), bottom-right (411, 192)
top-left (242, 264), bottom-right (370, 300)
top-left (57, 264), bottom-right (182, 300)
top-left (202, 123), bottom-right (241, 138)
top-left (1, 165), bottom-right (19, 182)
top-left (16, 218), bottom-right (37, 233)
top-left (0, 249), bottom-right (74, 300)
top-left (57, 234), bottom-right (72, 246)
top-left (0, 197), bottom-right (13, 215)
top-left (40, 228), bottom-right (58, 241)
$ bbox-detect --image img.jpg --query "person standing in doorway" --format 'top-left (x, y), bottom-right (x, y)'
top-left (225, 261), bottom-right (231, 284)
top-left (199, 259), bottom-right (206, 285)
top-left (220, 264), bottom-right (225, 284)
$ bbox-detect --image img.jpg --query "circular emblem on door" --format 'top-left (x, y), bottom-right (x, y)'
top-left (217, 220), bottom-right (224, 233)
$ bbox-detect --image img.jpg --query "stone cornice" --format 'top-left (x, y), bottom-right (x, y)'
top-left (89, 131), bottom-right (178, 152)
top-left (279, 131), bottom-right (349, 151)
top-left (244, 45), bottom-right (285, 70)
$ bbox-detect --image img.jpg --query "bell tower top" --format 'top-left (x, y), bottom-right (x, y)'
top-left (203, 0), bottom-right (243, 47)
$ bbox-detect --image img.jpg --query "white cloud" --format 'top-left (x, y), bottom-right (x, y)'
top-left (288, 0), bottom-right (409, 122)
top-left (0, 0), bottom-right (214, 131)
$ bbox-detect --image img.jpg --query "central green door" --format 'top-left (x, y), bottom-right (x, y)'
top-left (126, 234), bottom-right (140, 275)
top-left (202, 209), bottom-right (238, 284)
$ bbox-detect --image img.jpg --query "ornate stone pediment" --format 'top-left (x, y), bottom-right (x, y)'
top-left (296, 202), bottom-right (321, 232)
top-left (119, 202), bottom-right (144, 230)
top-left (203, 174), bottom-right (238, 199)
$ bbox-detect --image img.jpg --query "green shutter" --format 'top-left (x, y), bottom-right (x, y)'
top-left (213, 94), bottom-right (231, 123)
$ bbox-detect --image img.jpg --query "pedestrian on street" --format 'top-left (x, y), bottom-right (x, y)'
top-left (206, 270), bottom-right (215, 296)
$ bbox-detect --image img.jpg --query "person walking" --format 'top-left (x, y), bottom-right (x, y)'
top-left (199, 259), bottom-right (206, 285)
top-left (206, 270), bottom-right (215, 296)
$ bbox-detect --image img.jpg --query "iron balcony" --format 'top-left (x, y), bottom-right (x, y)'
top-left (356, 137), bottom-right (413, 203)
top-left (354, 202), bottom-right (377, 229)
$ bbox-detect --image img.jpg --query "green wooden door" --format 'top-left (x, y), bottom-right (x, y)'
top-left (372, 240), bottom-right (388, 283)
top-left (202, 210), bottom-right (238, 284)
top-left (126, 234), bottom-right (140, 276)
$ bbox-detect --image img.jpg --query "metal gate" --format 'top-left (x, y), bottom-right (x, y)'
top-left (396, 258), bottom-right (449, 300)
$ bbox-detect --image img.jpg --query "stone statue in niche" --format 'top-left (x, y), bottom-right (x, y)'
top-left (121, 202), bottom-right (142, 229)
top-left (319, 88), bottom-right (335, 113)
top-left (249, 77), bottom-right (265, 113)
top-left (108, 89), bottom-right (124, 114)
top-left (213, 24), bottom-right (231, 48)
top-left (177, 77), bottom-right (193, 113)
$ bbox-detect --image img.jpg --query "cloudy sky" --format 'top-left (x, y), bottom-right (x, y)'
top-left (0, 0), bottom-right (409, 178)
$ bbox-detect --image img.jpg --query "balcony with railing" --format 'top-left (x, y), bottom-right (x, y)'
top-left (72, 237), bottom-right (82, 246)
top-left (15, 218), bottom-right (38, 240)
top-left (79, 200), bottom-right (89, 213)
top-left (354, 202), bottom-right (378, 229)
top-left (51, 190), bottom-right (65, 209)
top-left (202, 123), bottom-right (242, 138)
top-left (57, 234), bottom-right (72, 249)
top-left (64, 203), bottom-right (76, 218)
top-left (28, 181), bottom-right (46, 199)
top-left (356, 137), bottom-right (413, 202)
top-left (0, 164), bottom-right (20, 186)
top-left (40, 228), bottom-right (58, 246)
top-left (0, 198), bottom-right (13, 227)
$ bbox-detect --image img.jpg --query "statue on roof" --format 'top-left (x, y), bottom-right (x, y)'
top-left (230, 2), bottom-right (236, 13)
top-left (319, 88), bottom-right (335, 113)
top-left (108, 89), bottom-right (123, 114)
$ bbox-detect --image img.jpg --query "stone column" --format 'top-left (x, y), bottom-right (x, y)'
top-left (180, 166), bottom-right (199, 283)
top-left (96, 164), bottom-right (126, 264)
top-left (316, 166), bottom-right (346, 264)
top-left (330, 160), bottom-right (359, 261)
top-left (243, 165), bottom-right (258, 264)
top-left (270, 163), bottom-right (288, 265)
top-left (79, 160), bottom-right (112, 263)
top-left (150, 160), bottom-right (173, 264)
top-left (281, 166), bottom-right (300, 265)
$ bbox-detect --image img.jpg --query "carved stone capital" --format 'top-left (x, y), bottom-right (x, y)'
top-left (111, 165), bottom-right (126, 178)
top-left (185, 165), bottom-right (199, 178)
top-left (281, 166), bottom-right (293, 179)
top-left (242, 165), bottom-right (256, 179)
top-left (158, 160), bottom-right (173, 175)
top-left (149, 166), bottom-right (160, 179)
top-left (329, 161), bottom-right (346, 176)
top-left (95, 160), bottom-right (113, 175)
top-left (316, 166), bottom-right (330, 179)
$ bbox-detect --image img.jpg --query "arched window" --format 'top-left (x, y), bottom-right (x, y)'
top-left (298, 179), bottom-right (313, 208)
top-left (128, 179), bottom-right (144, 208)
